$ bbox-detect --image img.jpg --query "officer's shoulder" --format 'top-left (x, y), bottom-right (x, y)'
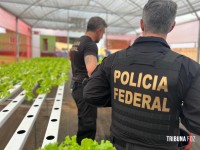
top-left (101, 53), bottom-right (117, 64)
top-left (102, 49), bottom-right (127, 65)
top-left (176, 53), bottom-right (200, 76)
top-left (176, 53), bottom-right (199, 66)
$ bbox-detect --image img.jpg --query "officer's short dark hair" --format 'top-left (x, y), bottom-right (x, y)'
top-left (142, 0), bottom-right (177, 34)
top-left (87, 16), bottom-right (107, 32)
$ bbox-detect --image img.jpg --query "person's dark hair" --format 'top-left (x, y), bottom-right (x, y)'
top-left (86, 16), bottom-right (107, 32)
top-left (142, 0), bottom-right (177, 34)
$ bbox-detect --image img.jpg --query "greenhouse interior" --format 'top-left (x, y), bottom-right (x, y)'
top-left (0, 0), bottom-right (200, 150)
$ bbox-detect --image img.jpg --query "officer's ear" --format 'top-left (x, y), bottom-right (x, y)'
top-left (140, 19), bottom-right (144, 32)
top-left (169, 21), bottom-right (176, 33)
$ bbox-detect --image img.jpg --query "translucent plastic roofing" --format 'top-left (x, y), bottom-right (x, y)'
top-left (0, 0), bottom-right (200, 35)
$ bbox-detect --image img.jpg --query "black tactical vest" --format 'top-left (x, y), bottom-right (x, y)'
top-left (110, 49), bottom-right (182, 149)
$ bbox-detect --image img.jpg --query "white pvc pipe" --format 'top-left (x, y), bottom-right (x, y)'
top-left (42, 84), bottom-right (65, 147)
top-left (0, 90), bottom-right (26, 128)
top-left (4, 93), bottom-right (47, 150)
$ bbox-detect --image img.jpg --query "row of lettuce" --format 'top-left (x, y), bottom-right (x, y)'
top-left (0, 57), bottom-right (71, 102)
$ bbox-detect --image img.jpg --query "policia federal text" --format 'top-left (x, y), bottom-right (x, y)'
top-left (113, 70), bottom-right (170, 112)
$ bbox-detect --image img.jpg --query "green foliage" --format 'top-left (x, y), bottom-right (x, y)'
top-left (38, 143), bottom-right (59, 150)
top-left (98, 57), bottom-right (104, 64)
top-left (0, 57), bottom-right (71, 102)
top-left (38, 136), bottom-right (116, 150)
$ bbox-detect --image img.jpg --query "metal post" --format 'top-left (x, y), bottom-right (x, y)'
top-left (16, 17), bottom-right (20, 61)
top-left (67, 10), bottom-right (70, 51)
top-left (67, 32), bottom-right (70, 51)
top-left (105, 11), bottom-right (108, 49)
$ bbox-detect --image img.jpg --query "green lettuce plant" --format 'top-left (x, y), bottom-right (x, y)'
top-left (38, 136), bottom-right (116, 150)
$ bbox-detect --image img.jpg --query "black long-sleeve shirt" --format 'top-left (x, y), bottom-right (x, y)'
top-left (83, 36), bottom-right (200, 135)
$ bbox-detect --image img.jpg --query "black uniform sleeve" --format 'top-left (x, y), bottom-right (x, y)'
top-left (181, 59), bottom-right (200, 135)
top-left (84, 42), bottom-right (98, 57)
top-left (83, 54), bottom-right (115, 107)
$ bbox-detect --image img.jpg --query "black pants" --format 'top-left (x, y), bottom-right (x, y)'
top-left (72, 82), bottom-right (97, 145)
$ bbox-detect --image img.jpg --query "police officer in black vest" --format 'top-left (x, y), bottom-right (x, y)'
top-left (83, 0), bottom-right (200, 150)
top-left (70, 16), bottom-right (107, 144)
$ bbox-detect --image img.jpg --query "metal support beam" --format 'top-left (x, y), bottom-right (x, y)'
top-left (18, 0), bottom-right (44, 17)
top-left (16, 17), bottom-right (19, 62)
top-left (185, 0), bottom-right (200, 20)
top-left (105, 11), bottom-right (108, 49)
top-left (67, 10), bottom-right (70, 51)
top-left (198, 20), bottom-right (200, 63)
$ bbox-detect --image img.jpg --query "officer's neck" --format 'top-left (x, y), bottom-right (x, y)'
top-left (85, 32), bottom-right (96, 42)
top-left (143, 32), bottom-right (167, 40)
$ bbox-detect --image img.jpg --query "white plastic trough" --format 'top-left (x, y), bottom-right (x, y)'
top-left (42, 84), bottom-right (65, 147)
top-left (0, 84), bottom-right (65, 150)
top-left (0, 90), bottom-right (26, 128)
top-left (0, 84), bottom-right (21, 104)
top-left (4, 93), bottom-right (47, 150)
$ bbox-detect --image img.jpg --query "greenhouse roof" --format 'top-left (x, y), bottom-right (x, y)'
top-left (0, 0), bottom-right (200, 35)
